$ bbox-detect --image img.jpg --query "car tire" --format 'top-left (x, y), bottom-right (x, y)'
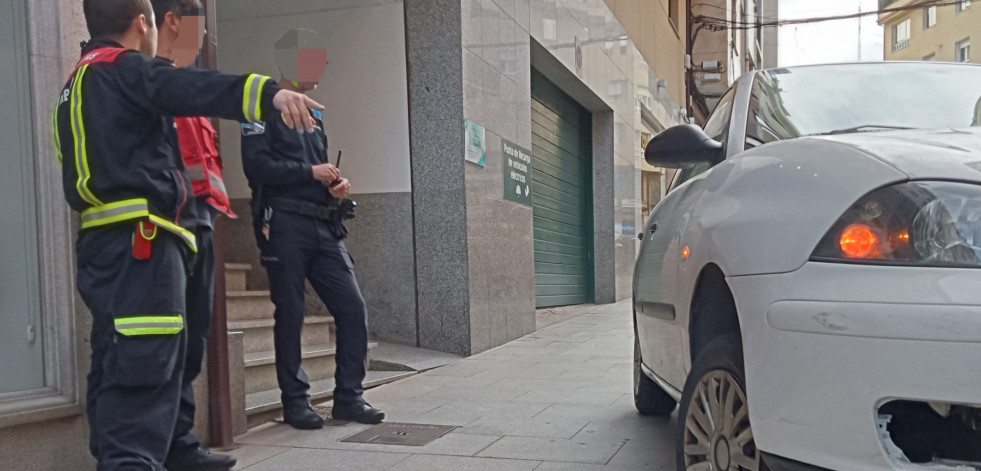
top-left (677, 334), bottom-right (763, 471)
top-left (633, 332), bottom-right (677, 416)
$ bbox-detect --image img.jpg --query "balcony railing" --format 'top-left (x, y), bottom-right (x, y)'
top-left (892, 39), bottom-right (910, 52)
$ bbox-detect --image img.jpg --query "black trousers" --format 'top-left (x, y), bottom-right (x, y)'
top-left (170, 226), bottom-right (214, 453)
top-left (81, 225), bottom-right (188, 471)
top-left (259, 211), bottom-right (368, 407)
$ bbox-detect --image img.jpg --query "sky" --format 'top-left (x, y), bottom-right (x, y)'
top-left (778, 0), bottom-right (885, 66)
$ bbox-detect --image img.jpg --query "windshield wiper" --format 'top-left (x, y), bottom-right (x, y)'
top-left (811, 125), bottom-right (914, 136)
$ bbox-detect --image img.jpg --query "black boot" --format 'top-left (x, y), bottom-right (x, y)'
top-left (283, 403), bottom-right (325, 430)
top-left (164, 447), bottom-right (237, 471)
top-left (332, 400), bottom-right (385, 424)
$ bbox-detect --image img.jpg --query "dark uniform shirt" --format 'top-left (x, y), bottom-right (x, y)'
top-left (55, 38), bottom-right (279, 227)
top-left (241, 108), bottom-right (333, 206)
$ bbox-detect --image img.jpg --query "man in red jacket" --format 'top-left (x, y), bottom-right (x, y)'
top-left (150, 1), bottom-right (236, 469)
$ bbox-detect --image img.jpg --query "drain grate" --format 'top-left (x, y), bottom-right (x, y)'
top-left (340, 422), bottom-right (457, 446)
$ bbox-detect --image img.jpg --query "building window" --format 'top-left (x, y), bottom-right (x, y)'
top-left (923, 53), bottom-right (936, 61)
top-left (956, 0), bottom-right (971, 13)
top-left (0, 0), bottom-right (80, 428)
top-left (668, 0), bottom-right (680, 31)
top-left (957, 39), bottom-right (971, 62)
top-left (923, 6), bottom-right (937, 29)
top-left (892, 18), bottom-right (911, 52)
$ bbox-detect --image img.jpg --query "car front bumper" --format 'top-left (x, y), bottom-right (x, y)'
top-left (727, 262), bottom-right (981, 471)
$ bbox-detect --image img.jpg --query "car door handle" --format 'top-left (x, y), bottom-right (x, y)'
top-left (649, 223), bottom-right (658, 234)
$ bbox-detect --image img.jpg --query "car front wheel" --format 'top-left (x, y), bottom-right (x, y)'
top-left (677, 334), bottom-right (761, 471)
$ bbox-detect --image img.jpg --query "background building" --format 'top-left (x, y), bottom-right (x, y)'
top-left (1, 0), bottom-right (690, 467)
top-left (879, 0), bottom-right (977, 63)
top-left (689, 0), bottom-right (779, 122)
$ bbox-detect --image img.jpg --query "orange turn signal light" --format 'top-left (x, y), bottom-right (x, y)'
top-left (839, 224), bottom-right (878, 259)
top-left (681, 245), bottom-right (691, 260)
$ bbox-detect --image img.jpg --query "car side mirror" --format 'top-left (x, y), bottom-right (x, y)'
top-left (645, 124), bottom-right (723, 169)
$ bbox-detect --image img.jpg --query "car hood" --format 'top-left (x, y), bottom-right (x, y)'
top-left (810, 127), bottom-right (981, 183)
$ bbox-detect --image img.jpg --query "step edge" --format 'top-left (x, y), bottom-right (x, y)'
top-left (228, 317), bottom-right (335, 330)
top-left (242, 342), bottom-right (378, 367)
top-left (244, 370), bottom-right (416, 415)
top-left (226, 291), bottom-right (272, 298)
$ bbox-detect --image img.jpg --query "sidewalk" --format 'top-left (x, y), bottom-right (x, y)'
top-left (228, 301), bottom-right (677, 470)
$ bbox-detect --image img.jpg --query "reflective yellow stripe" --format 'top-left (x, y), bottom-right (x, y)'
top-left (52, 105), bottom-right (63, 165)
top-left (114, 315), bottom-right (184, 336)
top-left (80, 198), bottom-right (198, 252)
top-left (242, 74), bottom-right (270, 123)
top-left (148, 215), bottom-right (197, 252)
top-left (242, 75), bottom-right (257, 122)
top-left (70, 65), bottom-right (102, 205)
top-left (253, 76), bottom-right (270, 122)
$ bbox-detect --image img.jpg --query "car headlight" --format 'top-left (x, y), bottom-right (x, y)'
top-left (811, 182), bottom-right (981, 267)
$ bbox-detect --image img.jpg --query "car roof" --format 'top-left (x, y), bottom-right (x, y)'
top-left (753, 61), bottom-right (981, 76)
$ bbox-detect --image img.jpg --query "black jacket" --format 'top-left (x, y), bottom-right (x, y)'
top-left (240, 108), bottom-right (333, 206)
top-left (55, 38), bottom-right (280, 224)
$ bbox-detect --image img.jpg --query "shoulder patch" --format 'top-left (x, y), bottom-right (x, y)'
top-left (241, 122), bottom-right (266, 136)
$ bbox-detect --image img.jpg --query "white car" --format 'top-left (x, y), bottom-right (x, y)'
top-left (632, 62), bottom-right (981, 471)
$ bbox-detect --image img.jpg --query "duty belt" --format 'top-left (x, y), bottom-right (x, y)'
top-left (79, 198), bottom-right (197, 252)
top-left (266, 196), bottom-right (333, 221)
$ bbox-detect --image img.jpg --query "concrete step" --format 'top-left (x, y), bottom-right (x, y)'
top-left (226, 291), bottom-right (275, 322)
top-left (225, 263), bottom-right (252, 292)
top-left (243, 370), bottom-right (417, 429)
top-left (244, 344), bottom-right (338, 395)
top-left (368, 341), bottom-right (462, 372)
top-left (229, 317), bottom-right (334, 355)
top-left (243, 342), bottom-right (380, 395)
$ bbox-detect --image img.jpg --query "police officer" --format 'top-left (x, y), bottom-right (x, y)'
top-left (241, 29), bottom-right (384, 429)
top-left (59, 1), bottom-right (321, 469)
top-left (149, 1), bottom-right (238, 469)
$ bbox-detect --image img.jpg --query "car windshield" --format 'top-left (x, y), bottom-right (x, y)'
top-left (746, 63), bottom-right (981, 144)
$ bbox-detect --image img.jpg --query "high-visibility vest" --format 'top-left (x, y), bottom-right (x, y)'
top-left (175, 116), bottom-right (237, 217)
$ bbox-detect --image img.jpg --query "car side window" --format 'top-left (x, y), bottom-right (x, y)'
top-left (669, 89), bottom-right (736, 190)
top-left (701, 87), bottom-right (737, 142)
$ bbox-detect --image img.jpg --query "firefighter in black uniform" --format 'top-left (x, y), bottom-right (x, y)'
top-left (241, 29), bottom-right (384, 429)
top-left (57, 1), bottom-right (321, 469)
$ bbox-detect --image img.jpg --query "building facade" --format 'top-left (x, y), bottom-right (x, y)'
top-left (879, 0), bottom-right (977, 63)
top-left (0, 0), bottom-right (688, 467)
top-left (689, 0), bottom-right (778, 122)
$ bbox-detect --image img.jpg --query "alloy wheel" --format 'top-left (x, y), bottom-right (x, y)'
top-left (682, 370), bottom-right (759, 471)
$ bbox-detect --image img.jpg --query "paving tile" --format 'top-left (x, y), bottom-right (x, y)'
top-left (573, 412), bottom-right (677, 444)
top-left (532, 463), bottom-right (609, 471)
top-left (239, 448), bottom-right (410, 471)
top-left (476, 436), bottom-right (625, 464)
top-left (349, 431), bottom-right (501, 457)
top-left (419, 385), bottom-right (531, 402)
top-left (433, 400), bottom-right (551, 419)
top-left (228, 445), bottom-right (289, 470)
top-left (485, 377), bottom-right (586, 392)
top-left (235, 422), bottom-right (370, 450)
top-left (513, 389), bottom-right (624, 406)
top-left (456, 414), bottom-right (590, 439)
top-left (604, 439), bottom-right (676, 470)
top-left (388, 454), bottom-right (541, 471)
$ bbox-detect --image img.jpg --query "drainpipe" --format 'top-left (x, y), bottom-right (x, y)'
top-left (201, 0), bottom-right (234, 448)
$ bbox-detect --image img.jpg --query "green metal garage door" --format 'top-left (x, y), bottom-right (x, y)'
top-left (531, 70), bottom-right (593, 308)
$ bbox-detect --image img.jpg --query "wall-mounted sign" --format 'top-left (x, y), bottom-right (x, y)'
top-left (464, 119), bottom-right (486, 167)
top-left (502, 138), bottom-right (532, 206)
